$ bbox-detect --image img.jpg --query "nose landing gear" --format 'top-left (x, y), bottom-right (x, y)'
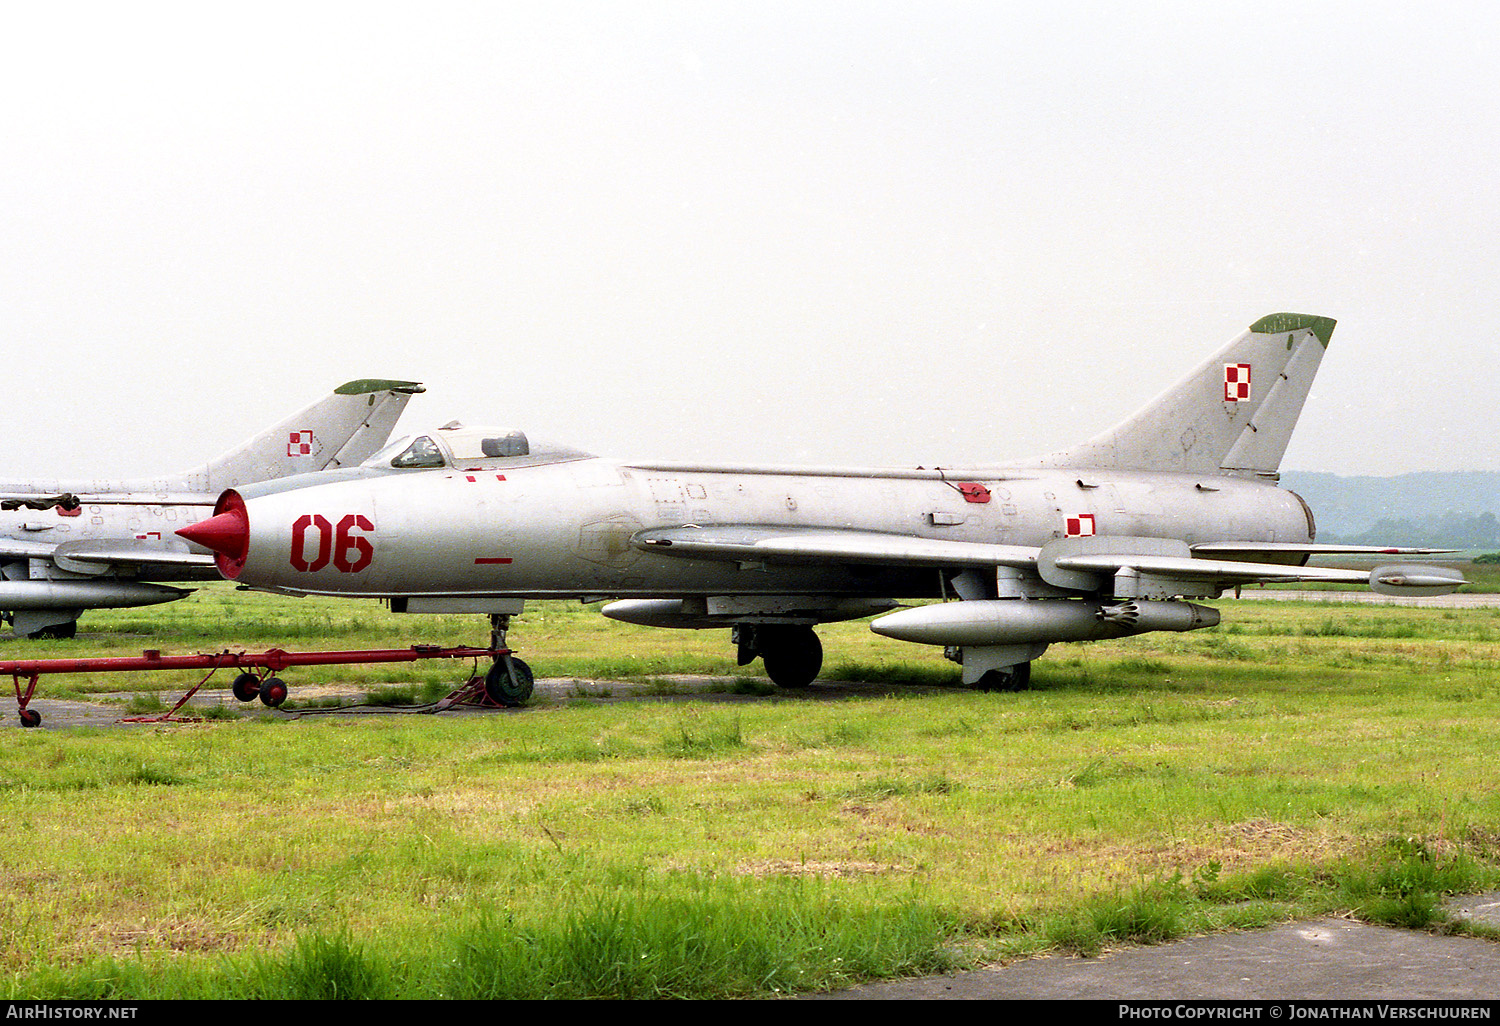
top-left (480, 613), bottom-right (533, 707)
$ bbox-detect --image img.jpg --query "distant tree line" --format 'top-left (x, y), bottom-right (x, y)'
top-left (1320, 512), bottom-right (1500, 550)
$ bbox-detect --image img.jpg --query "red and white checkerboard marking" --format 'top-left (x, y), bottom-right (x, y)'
top-left (1066, 513), bottom-right (1096, 537)
top-left (287, 430), bottom-right (314, 456)
top-left (1224, 363), bottom-right (1252, 402)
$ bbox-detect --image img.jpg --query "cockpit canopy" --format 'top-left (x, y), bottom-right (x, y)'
top-left (366, 422), bottom-right (594, 471)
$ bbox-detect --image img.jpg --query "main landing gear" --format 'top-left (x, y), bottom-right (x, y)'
top-left (733, 624), bottom-right (823, 688)
top-left (944, 642), bottom-right (1046, 694)
top-left (974, 662), bottom-right (1031, 693)
top-left (5, 610), bottom-right (80, 640)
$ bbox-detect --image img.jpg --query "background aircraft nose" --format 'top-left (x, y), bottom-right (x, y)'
top-left (175, 490), bottom-right (249, 578)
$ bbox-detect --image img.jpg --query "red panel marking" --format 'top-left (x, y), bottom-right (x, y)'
top-left (57, 506), bottom-right (81, 517)
top-left (956, 483), bottom-right (991, 504)
top-left (1224, 363), bottom-right (1252, 402)
top-left (1066, 514), bottom-right (1096, 537)
top-left (287, 429), bottom-right (314, 456)
top-left (474, 557), bottom-right (514, 565)
top-left (463, 474), bottom-right (507, 483)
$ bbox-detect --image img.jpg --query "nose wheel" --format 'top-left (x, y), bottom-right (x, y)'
top-left (483, 656), bottom-right (534, 706)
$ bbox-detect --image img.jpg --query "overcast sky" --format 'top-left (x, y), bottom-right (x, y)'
top-left (3, 1), bottom-right (1495, 479)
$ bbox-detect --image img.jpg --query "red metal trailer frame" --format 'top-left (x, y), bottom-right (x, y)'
top-left (1, 644), bottom-right (522, 727)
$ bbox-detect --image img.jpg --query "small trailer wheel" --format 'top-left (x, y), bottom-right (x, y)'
top-left (259, 677), bottom-right (289, 707)
top-left (232, 673), bottom-right (261, 702)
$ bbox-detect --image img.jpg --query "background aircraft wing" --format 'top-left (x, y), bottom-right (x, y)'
top-left (0, 537), bottom-right (68, 560)
top-left (48, 540), bottom-right (215, 574)
top-left (0, 536), bottom-right (213, 573)
top-left (0, 538), bottom-right (214, 576)
top-left (0, 492), bottom-right (217, 508)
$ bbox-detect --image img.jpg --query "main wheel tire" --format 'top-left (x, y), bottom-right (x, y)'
top-left (759, 626), bottom-right (822, 688)
top-left (27, 620), bottom-right (77, 640)
top-left (485, 657), bottom-right (534, 707)
top-left (18, 708), bottom-right (41, 728)
top-left (976, 662), bottom-right (1031, 692)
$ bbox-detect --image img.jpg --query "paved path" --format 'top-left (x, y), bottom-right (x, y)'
top-left (806, 896), bottom-right (1500, 1000)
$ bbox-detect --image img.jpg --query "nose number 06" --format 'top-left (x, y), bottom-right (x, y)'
top-left (290, 513), bottom-right (374, 573)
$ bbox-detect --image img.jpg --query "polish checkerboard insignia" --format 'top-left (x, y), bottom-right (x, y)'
top-left (1066, 513), bottom-right (1096, 537)
top-left (1224, 363), bottom-right (1252, 402)
top-left (287, 430), bottom-right (315, 457)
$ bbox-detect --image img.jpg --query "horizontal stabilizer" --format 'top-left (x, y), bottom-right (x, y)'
top-left (1038, 536), bottom-right (1469, 600)
top-left (1049, 550), bottom-right (1373, 589)
top-left (1193, 542), bottom-right (1457, 557)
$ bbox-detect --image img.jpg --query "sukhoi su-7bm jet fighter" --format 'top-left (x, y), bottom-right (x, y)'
top-left (1, 379), bottom-right (423, 638)
top-left (178, 315), bottom-right (1462, 703)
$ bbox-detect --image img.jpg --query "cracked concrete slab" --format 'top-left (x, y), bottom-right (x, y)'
top-left (806, 906), bottom-right (1500, 1000)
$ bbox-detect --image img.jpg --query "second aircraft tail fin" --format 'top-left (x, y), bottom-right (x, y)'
top-left (177, 379), bottom-right (425, 492)
top-left (1026, 313), bottom-right (1335, 479)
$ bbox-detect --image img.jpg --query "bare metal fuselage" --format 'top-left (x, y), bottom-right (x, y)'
top-left (230, 457), bottom-right (1314, 601)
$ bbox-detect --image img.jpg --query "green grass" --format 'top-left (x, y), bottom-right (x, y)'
top-left (7, 881), bottom-right (959, 999)
top-left (2, 579), bottom-right (1500, 997)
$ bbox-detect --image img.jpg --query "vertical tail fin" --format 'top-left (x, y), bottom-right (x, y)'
top-left (177, 379), bottom-right (425, 491)
top-left (1027, 313), bottom-right (1335, 478)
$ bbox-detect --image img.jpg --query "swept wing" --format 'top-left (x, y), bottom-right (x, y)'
top-left (632, 525), bottom-right (1464, 597)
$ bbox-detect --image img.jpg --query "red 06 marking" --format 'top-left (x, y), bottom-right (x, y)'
top-left (291, 513), bottom-right (374, 573)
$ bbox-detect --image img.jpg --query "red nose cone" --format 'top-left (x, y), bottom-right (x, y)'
top-left (176, 490), bottom-right (249, 579)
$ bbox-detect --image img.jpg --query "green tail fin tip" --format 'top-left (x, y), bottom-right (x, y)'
top-left (1250, 313), bottom-right (1336, 348)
